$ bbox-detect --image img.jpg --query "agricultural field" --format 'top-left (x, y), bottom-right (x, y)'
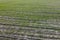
top-left (0, 0), bottom-right (60, 40)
